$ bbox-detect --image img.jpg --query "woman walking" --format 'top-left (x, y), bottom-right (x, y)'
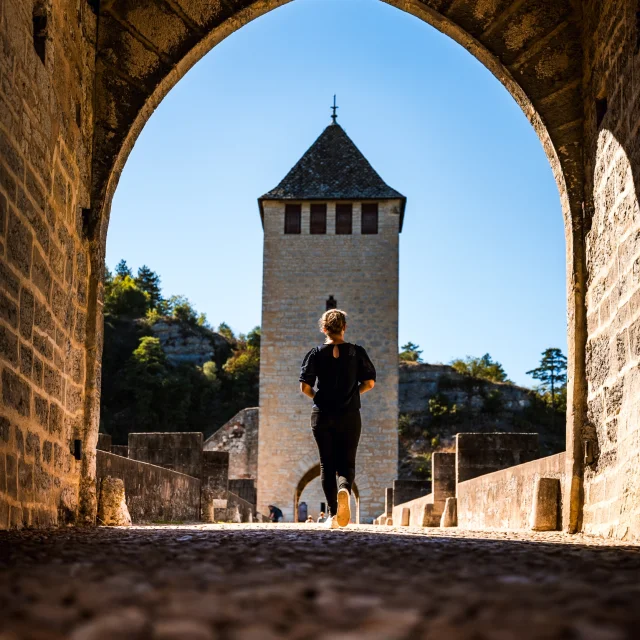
top-left (299, 309), bottom-right (376, 528)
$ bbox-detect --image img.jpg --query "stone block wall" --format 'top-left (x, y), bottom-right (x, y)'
top-left (201, 450), bottom-right (229, 521)
top-left (203, 407), bottom-right (258, 479)
top-left (229, 478), bottom-right (256, 505)
top-left (457, 453), bottom-right (566, 531)
top-left (432, 452), bottom-right (456, 510)
top-left (96, 450), bottom-right (200, 523)
top-left (258, 199), bottom-right (400, 522)
top-left (581, 0), bottom-right (640, 540)
top-left (0, 0), bottom-right (97, 529)
top-left (392, 479), bottom-right (431, 506)
top-left (128, 432), bottom-right (203, 479)
top-left (96, 433), bottom-right (111, 452)
top-left (455, 433), bottom-right (539, 484)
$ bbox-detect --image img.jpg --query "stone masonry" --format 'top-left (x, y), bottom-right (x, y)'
top-left (128, 433), bottom-right (203, 479)
top-left (203, 407), bottom-right (258, 480)
top-left (1, 0), bottom-right (639, 540)
top-left (581, 0), bottom-right (640, 540)
top-left (0, 0), bottom-right (96, 529)
top-left (258, 198), bottom-right (401, 523)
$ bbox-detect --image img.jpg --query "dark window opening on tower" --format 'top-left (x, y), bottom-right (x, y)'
top-left (361, 203), bottom-right (379, 234)
top-left (326, 295), bottom-right (337, 310)
top-left (310, 203), bottom-right (327, 234)
top-left (336, 203), bottom-right (352, 234)
top-left (33, 5), bottom-right (48, 64)
top-left (284, 204), bottom-right (301, 234)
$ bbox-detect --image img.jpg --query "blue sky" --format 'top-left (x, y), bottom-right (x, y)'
top-left (107, 0), bottom-right (566, 387)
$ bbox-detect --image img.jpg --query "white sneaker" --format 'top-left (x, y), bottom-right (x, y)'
top-left (324, 515), bottom-right (340, 529)
top-left (336, 488), bottom-right (351, 527)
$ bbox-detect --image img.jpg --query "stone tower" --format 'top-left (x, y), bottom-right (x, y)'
top-left (257, 117), bottom-right (406, 523)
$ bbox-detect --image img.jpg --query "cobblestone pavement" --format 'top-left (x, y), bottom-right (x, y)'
top-left (1, 524), bottom-right (640, 639)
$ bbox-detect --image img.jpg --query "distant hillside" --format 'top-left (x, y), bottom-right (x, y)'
top-left (99, 261), bottom-right (260, 445)
top-left (100, 315), bottom-right (259, 444)
top-left (397, 362), bottom-right (565, 480)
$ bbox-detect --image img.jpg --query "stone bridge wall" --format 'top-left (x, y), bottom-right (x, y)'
top-left (457, 452), bottom-right (567, 531)
top-left (96, 449), bottom-right (200, 523)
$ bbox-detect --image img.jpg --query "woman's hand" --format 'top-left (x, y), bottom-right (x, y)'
top-left (359, 380), bottom-right (375, 395)
top-left (300, 382), bottom-right (316, 400)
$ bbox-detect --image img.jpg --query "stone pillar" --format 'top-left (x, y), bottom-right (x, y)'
top-left (530, 478), bottom-right (560, 531)
top-left (400, 507), bottom-right (410, 527)
top-left (97, 477), bottom-right (131, 527)
top-left (440, 498), bottom-right (457, 528)
top-left (96, 433), bottom-right (112, 452)
top-left (201, 451), bottom-right (229, 523)
top-left (420, 504), bottom-right (440, 527)
top-left (111, 445), bottom-right (128, 458)
top-left (385, 487), bottom-right (394, 518)
top-left (432, 452), bottom-right (456, 516)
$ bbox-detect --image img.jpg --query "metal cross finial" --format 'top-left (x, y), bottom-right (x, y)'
top-left (331, 95), bottom-right (338, 124)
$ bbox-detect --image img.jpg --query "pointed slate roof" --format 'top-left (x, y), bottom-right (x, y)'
top-left (259, 123), bottom-right (406, 230)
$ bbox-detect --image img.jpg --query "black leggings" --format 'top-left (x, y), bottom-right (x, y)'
top-left (311, 411), bottom-right (361, 517)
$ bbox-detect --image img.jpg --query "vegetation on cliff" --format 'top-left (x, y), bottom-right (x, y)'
top-left (397, 345), bottom-right (568, 481)
top-left (100, 261), bottom-right (259, 444)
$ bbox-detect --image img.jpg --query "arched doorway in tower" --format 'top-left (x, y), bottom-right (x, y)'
top-left (294, 465), bottom-right (360, 524)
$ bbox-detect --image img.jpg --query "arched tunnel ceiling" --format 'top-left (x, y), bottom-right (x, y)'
top-left (91, 0), bottom-right (585, 233)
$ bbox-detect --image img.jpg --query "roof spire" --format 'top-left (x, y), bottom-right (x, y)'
top-left (331, 95), bottom-right (338, 124)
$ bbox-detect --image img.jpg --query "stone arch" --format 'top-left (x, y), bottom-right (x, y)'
top-left (294, 463), bottom-right (360, 524)
top-left (81, 0), bottom-right (588, 528)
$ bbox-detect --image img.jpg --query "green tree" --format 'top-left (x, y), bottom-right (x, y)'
top-left (196, 312), bottom-right (210, 329)
top-left (122, 337), bottom-right (168, 430)
top-left (527, 348), bottom-right (567, 412)
top-left (217, 322), bottom-right (235, 342)
top-left (115, 259), bottom-right (132, 279)
top-left (399, 341), bottom-right (423, 362)
top-left (167, 295), bottom-right (198, 324)
top-left (104, 275), bottom-right (149, 318)
top-left (247, 326), bottom-right (261, 349)
top-left (135, 265), bottom-right (163, 310)
top-left (451, 353), bottom-right (509, 383)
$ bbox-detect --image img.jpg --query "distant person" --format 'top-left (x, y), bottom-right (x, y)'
top-left (298, 501), bottom-right (308, 523)
top-left (300, 309), bottom-right (376, 529)
top-left (268, 504), bottom-right (283, 523)
top-left (317, 511), bottom-right (327, 523)
top-left (306, 515), bottom-right (314, 523)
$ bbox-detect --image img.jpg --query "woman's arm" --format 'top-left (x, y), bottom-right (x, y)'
top-left (359, 380), bottom-right (375, 394)
top-left (300, 382), bottom-right (315, 400)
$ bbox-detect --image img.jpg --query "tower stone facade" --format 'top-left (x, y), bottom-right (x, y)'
top-left (257, 120), bottom-right (405, 523)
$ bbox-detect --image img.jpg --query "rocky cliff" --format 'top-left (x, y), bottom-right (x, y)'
top-left (398, 362), bottom-right (565, 480)
top-left (150, 319), bottom-right (231, 368)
